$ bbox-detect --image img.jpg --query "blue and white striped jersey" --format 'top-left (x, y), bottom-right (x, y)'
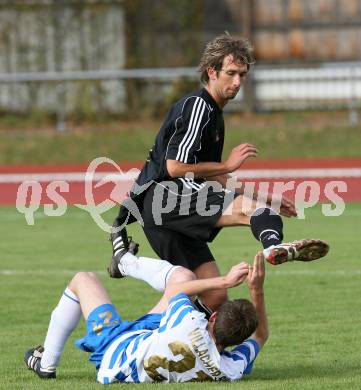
top-left (97, 293), bottom-right (259, 384)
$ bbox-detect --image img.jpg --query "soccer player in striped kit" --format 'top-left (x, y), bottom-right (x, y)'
top-left (25, 247), bottom-right (268, 383)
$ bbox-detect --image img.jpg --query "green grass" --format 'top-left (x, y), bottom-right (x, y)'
top-left (0, 110), bottom-right (360, 164)
top-left (1, 203), bottom-right (361, 389)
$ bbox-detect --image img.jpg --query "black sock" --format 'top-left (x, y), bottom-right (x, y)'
top-left (250, 207), bottom-right (283, 249)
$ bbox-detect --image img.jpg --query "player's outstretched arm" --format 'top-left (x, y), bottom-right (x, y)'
top-left (247, 252), bottom-right (269, 348)
top-left (167, 143), bottom-right (258, 179)
top-left (164, 262), bottom-right (250, 300)
top-left (167, 159), bottom-right (230, 179)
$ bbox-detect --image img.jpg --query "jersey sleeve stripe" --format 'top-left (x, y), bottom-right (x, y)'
top-left (229, 339), bottom-right (259, 364)
top-left (183, 101), bottom-right (206, 163)
top-left (224, 351), bottom-right (241, 362)
top-left (176, 97), bottom-right (201, 161)
top-left (175, 97), bottom-right (207, 162)
top-left (168, 292), bottom-right (190, 305)
top-left (170, 306), bottom-right (193, 329)
top-left (159, 299), bottom-right (185, 325)
top-left (158, 297), bottom-right (194, 333)
top-left (243, 340), bottom-right (259, 361)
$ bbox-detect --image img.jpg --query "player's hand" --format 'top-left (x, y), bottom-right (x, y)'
top-left (224, 262), bottom-right (250, 288)
top-left (224, 143), bottom-right (258, 173)
top-left (247, 252), bottom-right (265, 292)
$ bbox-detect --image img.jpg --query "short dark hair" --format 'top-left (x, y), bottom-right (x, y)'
top-left (198, 34), bottom-right (255, 84)
top-left (213, 299), bottom-right (258, 348)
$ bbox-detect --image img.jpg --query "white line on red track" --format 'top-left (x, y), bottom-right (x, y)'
top-left (0, 167), bottom-right (360, 183)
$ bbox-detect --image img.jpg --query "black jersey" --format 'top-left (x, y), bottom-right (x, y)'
top-left (134, 88), bottom-right (224, 191)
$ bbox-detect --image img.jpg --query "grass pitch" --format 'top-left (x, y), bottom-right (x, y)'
top-left (1, 203), bottom-right (361, 389)
top-left (1, 111), bottom-right (361, 164)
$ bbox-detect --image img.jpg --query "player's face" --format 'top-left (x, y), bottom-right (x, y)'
top-left (209, 54), bottom-right (248, 105)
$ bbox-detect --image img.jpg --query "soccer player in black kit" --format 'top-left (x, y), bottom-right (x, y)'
top-left (108, 34), bottom-right (329, 311)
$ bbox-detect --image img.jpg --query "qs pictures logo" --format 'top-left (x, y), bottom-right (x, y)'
top-left (16, 157), bottom-right (141, 233)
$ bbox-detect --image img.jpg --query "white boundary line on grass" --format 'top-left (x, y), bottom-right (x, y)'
top-left (0, 167), bottom-right (360, 183)
top-left (1, 269), bottom-right (361, 276)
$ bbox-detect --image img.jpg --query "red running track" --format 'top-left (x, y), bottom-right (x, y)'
top-left (1, 158), bottom-right (360, 206)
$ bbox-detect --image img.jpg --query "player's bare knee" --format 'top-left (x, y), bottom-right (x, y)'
top-left (169, 267), bottom-right (196, 284)
top-left (69, 271), bottom-right (97, 292)
top-left (217, 204), bottom-right (251, 226)
top-left (231, 196), bottom-right (256, 219)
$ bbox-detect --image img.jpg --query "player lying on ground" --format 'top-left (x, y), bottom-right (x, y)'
top-left (25, 249), bottom-right (268, 383)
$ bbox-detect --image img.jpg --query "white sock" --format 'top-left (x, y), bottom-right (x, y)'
top-left (120, 253), bottom-right (178, 292)
top-left (41, 287), bottom-right (82, 369)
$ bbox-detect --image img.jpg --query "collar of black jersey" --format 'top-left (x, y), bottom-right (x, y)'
top-left (201, 88), bottom-right (223, 113)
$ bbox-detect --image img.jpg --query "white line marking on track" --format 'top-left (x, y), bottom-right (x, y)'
top-left (0, 172), bottom-right (138, 183)
top-left (232, 167), bottom-right (361, 179)
top-left (0, 167), bottom-right (360, 183)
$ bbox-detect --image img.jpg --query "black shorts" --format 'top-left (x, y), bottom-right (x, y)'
top-left (140, 180), bottom-right (237, 270)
